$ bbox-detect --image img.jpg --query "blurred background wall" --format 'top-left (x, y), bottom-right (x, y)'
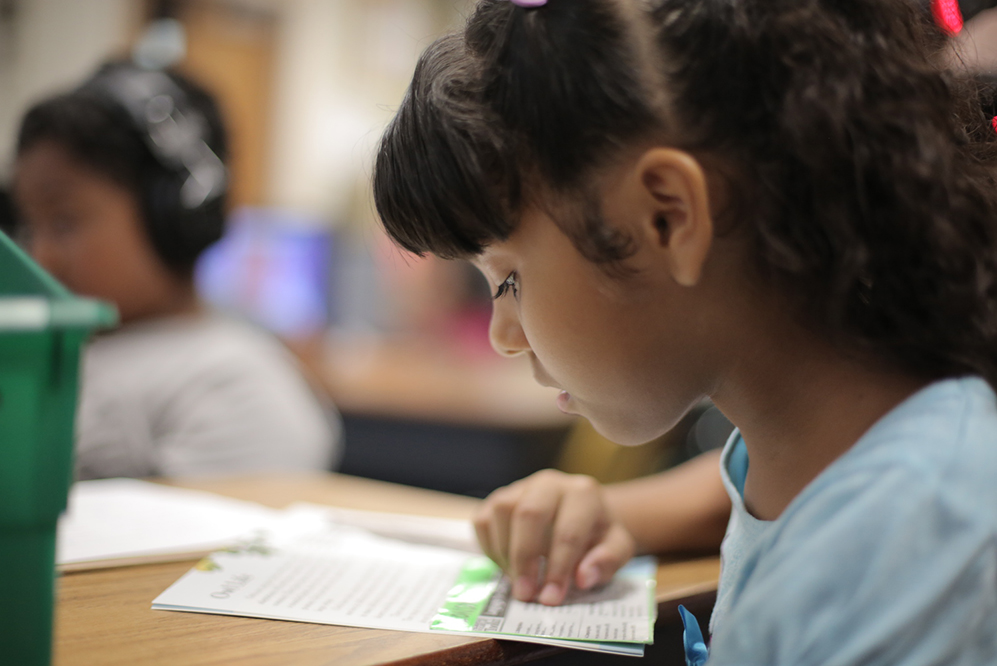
top-left (0, 0), bottom-right (138, 175)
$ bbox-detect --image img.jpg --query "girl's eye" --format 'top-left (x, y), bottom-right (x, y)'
top-left (493, 272), bottom-right (519, 300)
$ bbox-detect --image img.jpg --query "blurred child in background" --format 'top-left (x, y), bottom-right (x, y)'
top-left (12, 63), bottom-right (341, 480)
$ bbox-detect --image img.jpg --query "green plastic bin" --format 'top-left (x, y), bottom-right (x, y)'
top-left (0, 230), bottom-right (116, 665)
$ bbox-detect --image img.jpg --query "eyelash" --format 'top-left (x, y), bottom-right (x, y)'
top-left (494, 272), bottom-right (519, 300)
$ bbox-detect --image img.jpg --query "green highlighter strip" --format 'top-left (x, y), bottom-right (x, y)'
top-left (431, 555), bottom-right (658, 647)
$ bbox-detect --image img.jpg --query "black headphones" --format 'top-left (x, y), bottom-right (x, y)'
top-left (82, 65), bottom-right (228, 269)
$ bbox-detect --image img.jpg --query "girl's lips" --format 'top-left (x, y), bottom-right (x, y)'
top-left (556, 390), bottom-right (573, 414)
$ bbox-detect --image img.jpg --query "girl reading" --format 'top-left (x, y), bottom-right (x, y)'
top-left (373, 0), bottom-right (997, 662)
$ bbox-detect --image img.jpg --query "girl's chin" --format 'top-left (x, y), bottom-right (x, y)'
top-left (560, 393), bottom-right (676, 446)
top-left (585, 414), bottom-right (670, 448)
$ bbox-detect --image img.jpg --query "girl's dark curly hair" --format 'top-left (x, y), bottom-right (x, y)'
top-left (374, 0), bottom-right (997, 386)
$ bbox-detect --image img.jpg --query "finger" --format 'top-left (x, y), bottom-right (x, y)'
top-left (472, 504), bottom-right (499, 565)
top-left (489, 504), bottom-right (512, 572)
top-left (537, 483), bottom-right (606, 606)
top-left (507, 477), bottom-right (563, 601)
top-left (478, 483), bottom-right (525, 573)
top-left (575, 523), bottom-right (636, 591)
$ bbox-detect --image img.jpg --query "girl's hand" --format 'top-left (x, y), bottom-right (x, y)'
top-left (473, 469), bottom-right (636, 606)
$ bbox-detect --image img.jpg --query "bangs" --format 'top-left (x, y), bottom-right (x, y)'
top-left (374, 0), bottom-right (660, 266)
top-left (373, 34), bottom-right (519, 259)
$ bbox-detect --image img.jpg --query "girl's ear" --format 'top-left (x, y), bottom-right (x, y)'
top-left (634, 148), bottom-right (713, 287)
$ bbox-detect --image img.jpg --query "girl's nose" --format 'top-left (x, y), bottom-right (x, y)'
top-left (489, 301), bottom-right (531, 357)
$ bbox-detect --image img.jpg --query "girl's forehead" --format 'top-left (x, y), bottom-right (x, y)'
top-left (470, 242), bottom-right (515, 272)
top-left (470, 211), bottom-right (548, 269)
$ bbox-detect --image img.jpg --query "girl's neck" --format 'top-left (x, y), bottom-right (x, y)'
top-left (712, 320), bottom-right (928, 521)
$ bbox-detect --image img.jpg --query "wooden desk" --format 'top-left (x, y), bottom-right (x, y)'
top-left (54, 474), bottom-right (719, 666)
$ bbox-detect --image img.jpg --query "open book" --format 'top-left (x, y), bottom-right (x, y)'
top-left (152, 504), bottom-right (657, 656)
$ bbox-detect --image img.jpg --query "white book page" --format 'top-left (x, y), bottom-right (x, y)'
top-left (153, 510), bottom-right (468, 633)
top-left (479, 568), bottom-right (655, 643)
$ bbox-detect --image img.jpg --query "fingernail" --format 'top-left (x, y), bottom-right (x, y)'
top-left (578, 564), bottom-right (599, 590)
top-left (513, 575), bottom-right (535, 601)
top-left (538, 582), bottom-right (563, 606)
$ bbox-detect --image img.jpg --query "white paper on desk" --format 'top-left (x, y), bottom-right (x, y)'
top-left (152, 506), bottom-right (647, 656)
top-left (57, 478), bottom-right (281, 567)
top-left (287, 502), bottom-right (480, 553)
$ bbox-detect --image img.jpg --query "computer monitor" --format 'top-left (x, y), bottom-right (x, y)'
top-left (195, 207), bottom-right (332, 339)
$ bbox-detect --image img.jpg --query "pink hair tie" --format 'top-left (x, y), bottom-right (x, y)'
top-left (511, 0), bottom-right (548, 6)
top-left (931, 0), bottom-right (964, 36)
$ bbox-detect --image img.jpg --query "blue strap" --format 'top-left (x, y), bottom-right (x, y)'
top-left (679, 605), bottom-right (709, 666)
top-left (728, 435), bottom-right (750, 497)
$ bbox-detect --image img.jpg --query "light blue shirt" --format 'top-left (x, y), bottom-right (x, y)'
top-left (702, 377), bottom-right (997, 665)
